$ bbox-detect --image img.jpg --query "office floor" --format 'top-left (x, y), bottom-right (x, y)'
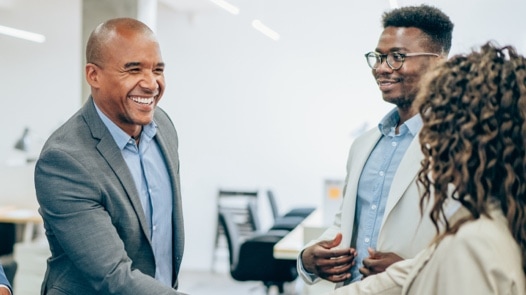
top-left (12, 237), bottom-right (300, 295)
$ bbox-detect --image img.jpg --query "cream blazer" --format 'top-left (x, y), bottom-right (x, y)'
top-left (298, 127), bottom-right (460, 288)
top-left (326, 206), bottom-right (526, 295)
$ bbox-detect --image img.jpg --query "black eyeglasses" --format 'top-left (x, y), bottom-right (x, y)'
top-left (365, 51), bottom-right (440, 70)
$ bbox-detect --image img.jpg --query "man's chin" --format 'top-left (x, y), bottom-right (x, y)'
top-left (382, 94), bottom-right (402, 104)
top-left (382, 95), bottom-right (413, 107)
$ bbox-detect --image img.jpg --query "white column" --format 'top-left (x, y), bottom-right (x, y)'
top-left (137, 0), bottom-right (158, 33)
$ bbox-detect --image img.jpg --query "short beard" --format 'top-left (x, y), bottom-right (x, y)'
top-left (390, 96), bottom-right (414, 110)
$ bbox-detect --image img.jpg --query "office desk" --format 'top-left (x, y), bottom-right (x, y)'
top-left (0, 206), bottom-right (42, 243)
top-left (273, 209), bottom-right (324, 260)
top-left (273, 209), bottom-right (338, 294)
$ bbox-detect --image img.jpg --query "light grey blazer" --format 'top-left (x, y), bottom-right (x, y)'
top-left (326, 206), bottom-right (526, 295)
top-left (299, 126), bottom-right (460, 289)
top-left (35, 97), bottom-right (184, 295)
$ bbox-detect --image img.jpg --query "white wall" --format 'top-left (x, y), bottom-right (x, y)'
top-left (156, 0), bottom-right (526, 270)
top-left (0, 0), bottom-right (81, 207)
top-left (0, 0), bottom-right (525, 273)
top-left (156, 0), bottom-right (391, 270)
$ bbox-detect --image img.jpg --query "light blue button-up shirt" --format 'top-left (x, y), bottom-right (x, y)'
top-left (95, 105), bottom-right (174, 287)
top-left (349, 108), bottom-right (422, 283)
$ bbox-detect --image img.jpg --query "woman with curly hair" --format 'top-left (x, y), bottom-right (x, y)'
top-left (325, 42), bottom-right (526, 294)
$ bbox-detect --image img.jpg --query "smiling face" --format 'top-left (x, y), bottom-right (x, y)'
top-left (373, 26), bottom-right (442, 112)
top-left (86, 25), bottom-right (165, 137)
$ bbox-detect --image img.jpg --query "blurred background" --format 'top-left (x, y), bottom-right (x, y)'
top-left (0, 0), bottom-right (524, 294)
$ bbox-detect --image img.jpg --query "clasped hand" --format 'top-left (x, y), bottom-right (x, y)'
top-left (301, 234), bottom-right (404, 282)
top-left (359, 248), bottom-right (403, 278)
top-left (301, 233), bottom-right (356, 283)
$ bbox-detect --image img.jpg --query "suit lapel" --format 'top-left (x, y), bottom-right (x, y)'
top-left (152, 110), bottom-right (185, 283)
top-left (340, 128), bottom-right (382, 247)
top-left (381, 135), bottom-right (422, 228)
top-left (82, 98), bottom-right (152, 241)
top-left (153, 120), bottom-right (178, 186)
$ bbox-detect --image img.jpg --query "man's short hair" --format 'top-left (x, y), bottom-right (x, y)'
top-left (382, 4), bottom-right (454, 54)
top-left (86, 18), bottom-right (154, 66)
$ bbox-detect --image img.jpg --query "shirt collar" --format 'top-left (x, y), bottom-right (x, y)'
top-left (94, 103), bottom-right (157, 150)
top-left (378, 107), bottom-right (422, 136)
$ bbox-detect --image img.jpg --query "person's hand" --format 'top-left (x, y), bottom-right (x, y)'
top-left (359, 248), bottom-right (403, 278)
top-left (301, 233), bottom-right (356, 282)
top-left (0, 286), bottom-right (11, 295)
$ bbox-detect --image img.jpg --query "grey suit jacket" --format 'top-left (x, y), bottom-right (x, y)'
top-left (35, 98), bottom-right (184, 295)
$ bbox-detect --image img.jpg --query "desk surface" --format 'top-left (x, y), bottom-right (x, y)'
top-left (273, 209), bottom-right (325, 260)
top-left (0, 206), bottom-right (42, 224)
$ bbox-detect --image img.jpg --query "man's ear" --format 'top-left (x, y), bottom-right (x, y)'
top-left (85, 63), bottom-right (100, 88)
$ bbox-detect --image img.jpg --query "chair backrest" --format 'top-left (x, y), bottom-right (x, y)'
top-left (217, 189), bottom-right (260, 234)
top-left (219, 206), bottom-right (299, 293)
top-left (217, 208), bottom-right (240, 269)
top-left (266, 189), bottom-right (280, 220)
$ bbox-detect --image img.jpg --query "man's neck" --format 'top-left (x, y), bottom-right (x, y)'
top-left (396, 107), bottom-right (417, 134)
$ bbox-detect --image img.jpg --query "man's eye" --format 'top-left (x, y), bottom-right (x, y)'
top-left (128, 68), bottom-right (141, 73)
top-left (391, 53), bottom-right (404, 61)
top-left (154, 68), bottom-right (164, 74)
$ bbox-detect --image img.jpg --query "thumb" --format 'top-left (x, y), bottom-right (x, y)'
top-left (367, 247), bottom-right (378, 258)
top-left (322, 233), bottom-right (343, 249)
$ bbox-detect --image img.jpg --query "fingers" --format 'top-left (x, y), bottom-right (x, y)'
top-left (301, 236), bottom-right (356, 282)
top-left (317, 256), bottom-right (354, 282)
top-left (324, 271), bottom-right (352, 283)
top-left (367, 247), bottom-right (376, 258)
top-left (320, 233), bottom-right (343, 249)
top-left (361, 251), bottom-right (403, 277)
top-left (312, 248), bottom-right (355, 282)
top-left (359, 266), bottom-right (371, 278)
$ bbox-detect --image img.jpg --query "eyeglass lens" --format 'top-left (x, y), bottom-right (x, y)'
top-left (365, 52), bottom-right (403, 70)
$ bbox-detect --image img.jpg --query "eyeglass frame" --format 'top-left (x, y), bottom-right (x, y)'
top-left (364, 51), bottom-right (440, 70)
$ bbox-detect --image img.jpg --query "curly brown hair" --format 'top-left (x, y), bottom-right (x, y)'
top-left (416, 42), bottom-right (526, 273)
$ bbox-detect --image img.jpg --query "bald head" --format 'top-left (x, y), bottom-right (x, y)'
top-left (86, 18), bottom-right (157, 66)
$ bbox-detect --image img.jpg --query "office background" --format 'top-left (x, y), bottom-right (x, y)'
top-left (0, 0), bottom-right (525, 275)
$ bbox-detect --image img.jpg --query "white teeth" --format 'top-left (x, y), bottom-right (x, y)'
top-left (130, 96), bottom-right (154, 105)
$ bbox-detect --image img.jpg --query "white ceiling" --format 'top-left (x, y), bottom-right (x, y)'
top-left (0, 0), bottom-right (217, 13)
top-left (159, 0), bottom-right (215, 12)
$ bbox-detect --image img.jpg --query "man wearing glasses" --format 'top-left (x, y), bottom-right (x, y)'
top-left (298, 4), bottom-right (456, 290)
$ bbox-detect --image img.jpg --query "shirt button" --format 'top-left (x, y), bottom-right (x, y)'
top-left (392, 142), bottom-right (397, 147)
top-left (364, 238), bottom-right (370, 243)
top-left (379, 171), bottom-right (384, 176)
top-left (371, 205), bottom-right (377, 210)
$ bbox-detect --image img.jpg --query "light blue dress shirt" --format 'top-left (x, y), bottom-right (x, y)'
top-left (349, 108), bottom-right (422, 283)
top-left (95, 105), bottom-right (174, 287)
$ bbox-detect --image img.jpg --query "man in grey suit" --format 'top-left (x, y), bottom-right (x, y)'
top-left (35, 18), bottom-right (185, 294)
top-left (0, 264), bottom-right (12, 295)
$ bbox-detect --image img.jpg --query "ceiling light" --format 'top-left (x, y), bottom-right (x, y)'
top-left (0, 25), bottom-right (45, 43)
top-left (209, 0), bottom-right (239, 15)
top-left (252, 19), bottom-right (280, 41)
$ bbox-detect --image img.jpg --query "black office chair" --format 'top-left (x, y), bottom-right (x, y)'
top-left (218, 208), bottom-right (298, 294)
top-left (212, 189), bottom-right (261, 270)
top-left (267, 190), bottom-right (316, 231)
top-left (0, 223), bottom-right (18, 286)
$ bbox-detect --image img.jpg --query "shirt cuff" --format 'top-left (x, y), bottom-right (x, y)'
top-left (298, 253), bottom-right (319, 282)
